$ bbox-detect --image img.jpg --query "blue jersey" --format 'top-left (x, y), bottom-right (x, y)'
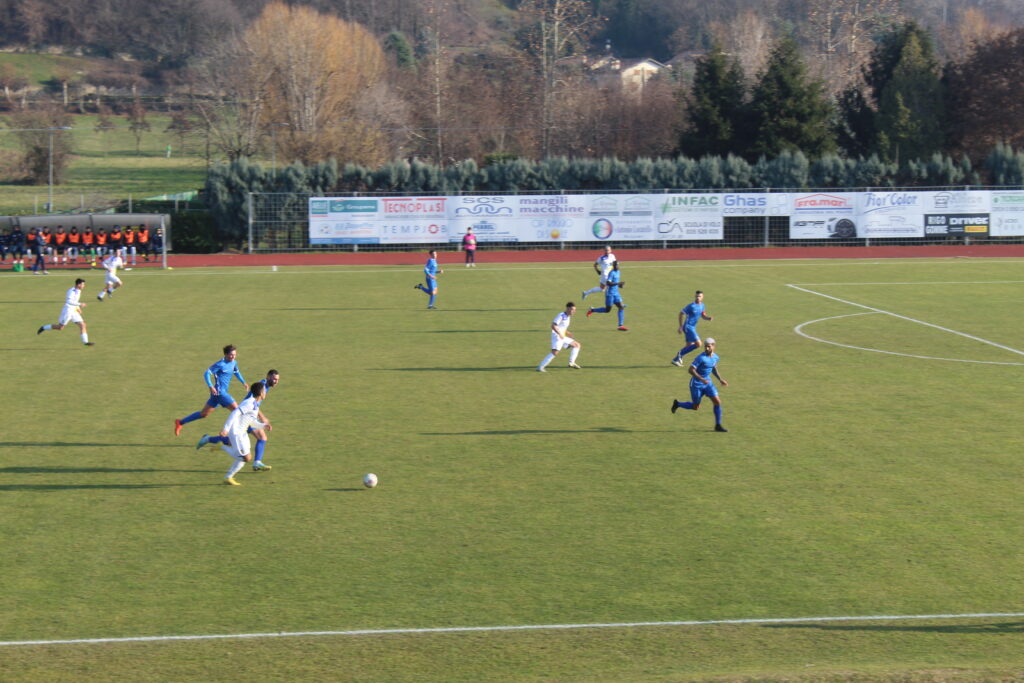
top-left (424, 258), bottom-right (439, 278)
top-left (605, 269), bottom-right (622, 293)
top-left (205, 358), bottom-right (244, 394)
top-left (689, 352), bottom-right (720, 386)
top-left (682, 301), bottom-right (705, 328)
top-left (253, 378), bottom-right (272, 401)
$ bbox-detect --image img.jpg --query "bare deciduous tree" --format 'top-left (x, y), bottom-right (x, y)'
top-left (246, 2), bottom-right (387, 165)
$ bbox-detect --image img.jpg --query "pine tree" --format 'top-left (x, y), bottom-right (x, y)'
top-left (747, 37), bottom-right (836, 160)
top-left (678, 44), bottom-right (747, 159)
top-left (875, 33), bottom-right (944, 163)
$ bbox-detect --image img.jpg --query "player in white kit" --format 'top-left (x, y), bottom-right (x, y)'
top-left (537, 302), bottom-right (582, 372)
top-left (581, 245), bottom-right (617, 300)
top-left (96, 251), bottom-right (124, 301)
top-left (217, 382), bottom-right (269, 486)
top-left (37, 278), bottom-right (94, 346)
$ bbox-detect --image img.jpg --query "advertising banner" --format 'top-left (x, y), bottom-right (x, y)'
top-left (989, 190), bottom-right (1024, 236)
top-left (656, 194), bottom-right (724, 239)
top-left (789, 192), bottom-right (857, 239)
top-left (309, 198), bottom-right (382, 244)
top-left (310, 190), bottom-right (1016, 244)
top-left (586, 194), bottom-right (659, 240)
top-left (858, 191), bottom-right (925, 238)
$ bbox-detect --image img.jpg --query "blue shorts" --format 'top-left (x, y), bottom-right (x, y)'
top-left (683, 326), bottom-right (700, 344)
top-left (205, 392), bottom-right (237, 409)
top-left (689, 380), bottom-right (718, 405)
top-left (425, 276), bottom-right (438, 291)
top-left (605, 291), bottom-right (623, 306)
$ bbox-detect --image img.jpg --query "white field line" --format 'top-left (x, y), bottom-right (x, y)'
top-left (791, 280), bottom-right (1024, 286)
top-left (2, 259), bottom-right (1024, 279)
top-left (2, 611), bottom-right (1024, 648)
top-left (787, 284), bottom-right (1024, 358)
top-left (794, 312), bottom-right (1024, 366)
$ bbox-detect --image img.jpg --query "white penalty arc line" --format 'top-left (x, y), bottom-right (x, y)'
top-left (2, 611), bottom-right (1024, 647)
top-left (794, 312), bottom-right (1024, 365)
top-left (787, 284), bottom-right (1024, 358)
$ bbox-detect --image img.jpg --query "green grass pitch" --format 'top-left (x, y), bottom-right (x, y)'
top-left (1, 257), bottom-right (1023, 681)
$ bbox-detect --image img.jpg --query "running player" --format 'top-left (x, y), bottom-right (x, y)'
top-left (36, 278), bottom-right (94, 346)
top-left (585, 260), bottom-right (628, 330)
top-left (213, 382), bottom-right (269, 486)
top-left (198, 369), bottom-right (278, 472)
top-left (414, 249), bottom-right (443, 309)
top-left (581, 245), bottom-right (616, 300)
top-left (537, 302), bottom-right (582, 372)
top-left (96, 249), bottom-right (125, 301)
top-left (174, 345), bottom-right (248, 435)
top-left (671, 290), bottom-right (713, 366)
top-left (671, 337), bottom-right (728, 432)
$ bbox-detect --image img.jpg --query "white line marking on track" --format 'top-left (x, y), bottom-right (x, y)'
top-left (791, 280), bottom-right (1024, 286)
top-left (2, 258), bottom-right (1024, 279)
top-left (2, 611), bottom-right (1024, 647)
top-left (794, 312), bottom-right (1024, 365)
top-left (788, 284), bottom-right (1024, 357)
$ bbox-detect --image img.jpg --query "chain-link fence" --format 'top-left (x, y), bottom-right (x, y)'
top-left (247, 188), bottom-right (1024, 254)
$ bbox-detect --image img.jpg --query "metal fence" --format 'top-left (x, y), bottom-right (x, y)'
top-left (247, 188), bottom-right (1024, 253)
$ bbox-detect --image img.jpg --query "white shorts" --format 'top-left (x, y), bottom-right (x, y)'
top-left (225, 431), bottom-right (251, 458)
top-left (550, 333), bottom-right (574, 350)
top-left (58, 305), bottom-right (83, 326)
top-left (105, 271), bottom-right (122, 286)
top-left (599, 275), bottom-right (610, 285)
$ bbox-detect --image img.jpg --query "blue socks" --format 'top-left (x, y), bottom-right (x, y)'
top-left (676, 343), bottom-right (699, 360)
top-left (678, 402), bottom-right (694, 410)
top-left (714, 405), bottom-right (723, 424)
top-left (181, 411), bottom-right (203, 425)
top-left (428, 294), bottom-right (436, 307)
top-left (254, 439), bottom-right (266, 462)
top-left (591, 306), bottom-right (610, 313)
top-left (618, 309), bottom-right (625, 326)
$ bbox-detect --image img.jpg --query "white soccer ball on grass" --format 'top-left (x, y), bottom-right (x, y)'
top-left (363, 473), bottom-right (378, 488)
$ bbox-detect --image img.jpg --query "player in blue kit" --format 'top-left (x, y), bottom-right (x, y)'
top-left (585, 260), bottom-right (628, 331)
top-left (175, 344), bottom-right (248, 436)
top-left (197, 369), bottom-right (278, 471)
top-left (414, 249), bottom-right (443, 309)
top-left (671, 290), bottom-right (713, 366)
top-left (671, 337), bottom-right (728, 432)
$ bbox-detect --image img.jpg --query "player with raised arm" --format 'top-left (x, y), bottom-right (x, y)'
top-left (414, 249), bottom-right (443, 309)
top-left (96, 249), bottom-right (125, 301)
top-left (36, 278), bottom-right (94, 346)
top-left (581, 245), bottom-right (617, 300)
top-left (671, 337), bottom-right (728, 432)
top-left (198, 369), bottom-right (278, 472)
top-left (216, 382), bottom-right (269, 486)
top-left (537, 302), bottom-right (582, 372)
top-left (671, 290), bottom-right (713, 366)
top-left (585, 260), bottom-right (628, 331)
top-left (174, 345), bottom-right (248, 436)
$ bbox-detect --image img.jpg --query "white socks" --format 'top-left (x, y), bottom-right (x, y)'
top-left (584, 286), bottom-right (602, 296)
top-left (80, 332), bottom-right (89, 344)
top-left (538, 353), bottom-right (555, 371)
top-left (224, 454), bottom-right (246, 479)
top-left (569, 346), bottom-right (580, 364)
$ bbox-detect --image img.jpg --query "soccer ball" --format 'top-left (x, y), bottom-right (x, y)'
top-left (363, 473), bottom-right (378, 489)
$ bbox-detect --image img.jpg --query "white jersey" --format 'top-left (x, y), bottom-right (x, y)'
top-left (596, 253), bottom-right (617, 280)
top-left (552, 311), bottom-right (572, 335)
top-left (102, 254), bottom-right (123, 273)
top-left (222, 396), bottom-right (265, 437)
top-left (58, 285), bottom-right (84, 325)
top-left (64, 286), bottom-right (82, 309)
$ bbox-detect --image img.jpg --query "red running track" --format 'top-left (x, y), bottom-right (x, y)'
top-left (166, 244), bottom-right (1024, 268)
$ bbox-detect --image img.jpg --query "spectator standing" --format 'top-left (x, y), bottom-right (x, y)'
top-left (462, 227), bottom-right (478, 267)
